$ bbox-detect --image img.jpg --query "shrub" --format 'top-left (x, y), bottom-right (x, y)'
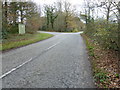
top-left (26, 15), bottom-right (41, 33)
top-left (72, 28), bottom-right (79, 32)
top-left (2, 28), bottom-right (8, 39)
top-left (85, 19), bottom-right (119, 51)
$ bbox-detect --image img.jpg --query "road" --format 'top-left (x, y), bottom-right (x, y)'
top-left (2, 31), bottom-right (95, 88)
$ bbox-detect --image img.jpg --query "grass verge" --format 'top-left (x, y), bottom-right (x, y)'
top-left (81, 33), bottom-right (120, 88)
top-left (0, 33), bottom-right (54, 51)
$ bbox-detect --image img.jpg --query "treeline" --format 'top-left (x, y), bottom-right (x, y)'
top-left (2, 0), bottom-right (41, 39)
top-left (81, 0), bottom-right (120, 51)
top-left (40, 1), bottom-right (85, 32)
top-left (2, 0), bottom-right (85, 39)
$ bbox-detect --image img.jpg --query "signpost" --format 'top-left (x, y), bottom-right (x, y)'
top-left (19, 24), bottom-right (25, 34)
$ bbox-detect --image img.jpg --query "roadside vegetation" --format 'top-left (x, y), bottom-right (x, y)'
top-left (81, 0), bottom-right (120, 88)
top-left (1, 33), bottom-right (53, 51)
top-left (1, 1), bottom-right (53, 51)
top-left (82, 34), bottom-right (119, 88)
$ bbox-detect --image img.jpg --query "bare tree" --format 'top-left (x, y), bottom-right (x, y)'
top-left (112, 1), bottom-right (120, 28)
top-left (80, 0), bottom-right (95, 24)
top-left (99, 0), bottom-right (116, 22)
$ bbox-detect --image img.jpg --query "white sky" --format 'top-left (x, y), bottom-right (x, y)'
top-left (33, 0), bottom-right (84, 6)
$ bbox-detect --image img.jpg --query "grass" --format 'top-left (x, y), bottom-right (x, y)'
top-left (83, 35), bottom-right (95, 57)
top-left (0, 33), bottom-right (54, 51)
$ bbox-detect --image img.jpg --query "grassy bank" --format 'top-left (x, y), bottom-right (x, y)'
top-left (0, 33), bottom-right (54, 51)
top-left (81, 34), bottom-right (119, 88)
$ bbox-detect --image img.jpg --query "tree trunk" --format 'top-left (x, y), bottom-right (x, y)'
top-left (106, 7), bottom-right (110, 22)
top-left (65, 16), bottom-right (67, 31)
top-left (46, 11), bottom-right (49, 29)
top-left (4, 1), bottom-right (7, 26)
top-left (21, 9), bottom-right (23, 24)
top-left (65, 12), bottom-right (68, 32)
top-left (51, 22), bottom-right (54, 29)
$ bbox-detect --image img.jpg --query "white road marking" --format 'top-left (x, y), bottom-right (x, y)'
top-left (0, 42), bottom-right (60, 79)
top-left (45, 42), bottom-right (60, 50)
top-left (0, 58), bottom-right (33, 79)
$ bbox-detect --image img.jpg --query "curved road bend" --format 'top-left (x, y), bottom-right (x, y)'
top-left (2, 31), bottom-right (95, 88)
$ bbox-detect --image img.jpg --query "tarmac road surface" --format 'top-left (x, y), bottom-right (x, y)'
top-left (2, 31), bottom-right (95, 88)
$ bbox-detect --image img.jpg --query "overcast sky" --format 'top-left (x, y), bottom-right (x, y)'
top-left (33, 0), bottom-right (84, 6)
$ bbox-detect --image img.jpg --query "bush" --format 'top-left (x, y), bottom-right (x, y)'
top-left (26, 15), bottom-right (41, 33)
top-left (2, 28), bottom-right (8, 39)
top-left (41, 25), bottom-right (47, 31)
top-left (85, 19), bottom-right (119, 51)
top-left (94, 21), bottom-right (118, 50)
top-left (72, 28), bottom-right (79, 32)
top-left (10, 25), bottom-right (18, 34)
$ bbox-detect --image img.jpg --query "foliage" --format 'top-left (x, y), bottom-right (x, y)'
top-left (43, 1), bottom-right (85, 32)
top-left (84, 18), bottom-right (119, 51)
top-left (82, 34), bottom-right (119, 88)
top-left (94, 72), bottom-right (109, 83)
top-left (44, 5), bottom-right (58, 30)
top-left (1, 28), bottom-right (8, 39)
top-left (2, 1), bottom-right (40, 35)
top-left (26, 14), bottom-right (42, 34)
top-left (72, 28), bottom-right (79, 32)
top-left (81, 0), bottom-right (120, 52)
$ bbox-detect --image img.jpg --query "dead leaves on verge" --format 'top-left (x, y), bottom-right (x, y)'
top-left (81, 34), bottom-right (120, 88)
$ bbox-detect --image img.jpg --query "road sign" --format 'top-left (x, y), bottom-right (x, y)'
top-left (19, 24), bottom-right (25, 34)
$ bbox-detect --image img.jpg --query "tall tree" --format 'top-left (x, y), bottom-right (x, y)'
top-left (64, 1), bottom-right (74, 31)
top-left (2, 1), bottom-right (39, 34)
top-left (44, 5), bottom-right (58, 30)
top-left (49, 6), bottom-right (58, 29)
top-left (9, 2), bottom-right (18, 25)
top-left (100, 0), bottom-right (115, 22)
top-left (44, 5), bottom-right (50, 29)
top-left (2, 0), bottom-right (9, 38)
top-left (18, 2), bottom-right (38, 24)
top-left (81, 0), bottom-right (95, 25)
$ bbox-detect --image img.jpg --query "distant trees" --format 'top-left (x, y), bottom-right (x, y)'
top-left (80, 0), bottom-right (119, 51)
top-left (49, 6), bottom-right (58, 29)
top-left (43, 1), bottom-right (84, 32)
top-left (64, 1), bottom-right (72, 31)
top-left (80, 0), bottom-right (96, 36)
top-left (100, 0), bottom-right (114, 22)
